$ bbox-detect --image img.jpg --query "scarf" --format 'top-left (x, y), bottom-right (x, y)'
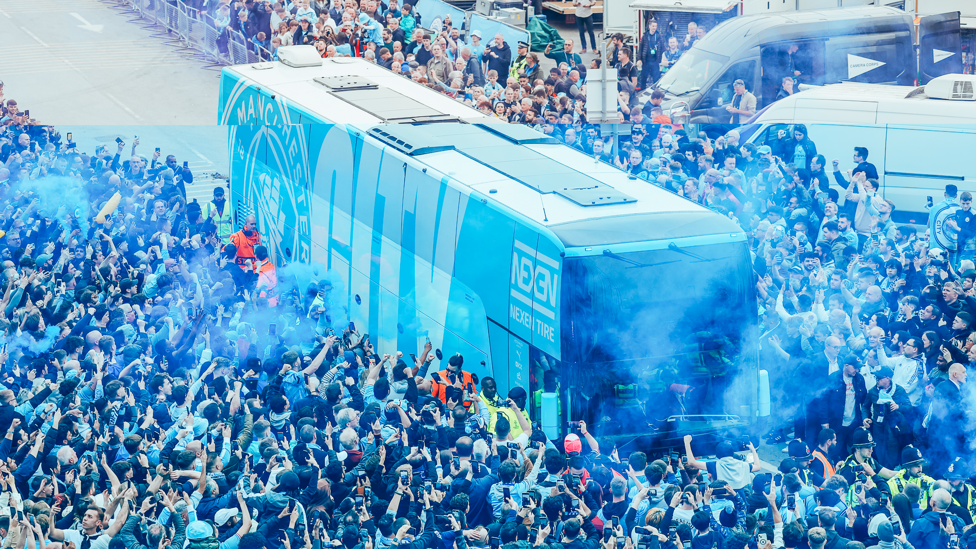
top-left (877, 385), bottom-right (896, 405)
top-left (188, 538), bottom-right (221, 549)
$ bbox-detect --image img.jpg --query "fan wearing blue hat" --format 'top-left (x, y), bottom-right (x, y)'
top-left (862, 365), bottom-right (912, 469)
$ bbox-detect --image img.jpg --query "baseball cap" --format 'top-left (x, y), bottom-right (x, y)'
top-left (875, 366), bottom-right (894, 380)
top-left (187, 521), bottom-right (215, 541)
top-left (564, 434), bottom-right (582, 454)
top-left (508, 387), bottom-right (527, 400)
top-left (757, 145), bottom-right (772, 156)
top-left (214, 509), bottom-right (238, 527)
top-left (788, 440), bottom-right (812, 460)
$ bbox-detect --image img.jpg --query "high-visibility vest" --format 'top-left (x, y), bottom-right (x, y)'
top-left (430, 370), bottom-right (475, 407)
top-left (256, 259), bottom-right (278, 306)
top-left (811, 449), bottom-right (835, 479)
top-left (887, 470), bottom-right (936, 506)
top-left (229, 229), bottom-right (260, 271)
top-left (205, 201), bottom-right (234, 244)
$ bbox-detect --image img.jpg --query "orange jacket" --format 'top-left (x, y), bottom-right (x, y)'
top-left (430, 369), bottom-right (476, 407)
top-left (229, 228), bottom-right (261, 271)
top-left (257, 259), bottom-right (278, 306)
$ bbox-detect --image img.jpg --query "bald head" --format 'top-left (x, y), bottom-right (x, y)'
top-left (866, 286), bottom-right (882, 302)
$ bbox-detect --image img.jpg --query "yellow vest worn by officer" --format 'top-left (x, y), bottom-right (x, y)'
top-left (205, 199), bottom-right (234, 244)
top-left (946, 458), bottom-right (976, 522)
top-left (886, 446), bottom-right (935, 506)
top-left (509, 51), bottom-right (528, 80)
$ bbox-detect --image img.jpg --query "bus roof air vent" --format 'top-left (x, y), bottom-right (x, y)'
top-left (925, 74), bottom-right (976, 101)
top-left (276, 46), bottom-right (324, 68)
top-left (314, 76), bottom-right (380, 91)
top-left (368, 125), bottom-right (456, 156)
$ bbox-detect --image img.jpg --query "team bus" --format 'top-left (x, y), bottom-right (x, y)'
top-left (221, 47), bottom-right (764, 449)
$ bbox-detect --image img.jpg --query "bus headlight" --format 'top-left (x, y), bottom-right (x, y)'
top-left (669, 101), bottom-right (690, 125)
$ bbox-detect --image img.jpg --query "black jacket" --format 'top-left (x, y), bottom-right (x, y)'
top-left (818, 370), bottom-right (867, 429)
top-left (482, 42), bottom-right (512, 78)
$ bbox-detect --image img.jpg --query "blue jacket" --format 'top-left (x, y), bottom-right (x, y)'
top-left (908, 511), bottom-right (965, 549)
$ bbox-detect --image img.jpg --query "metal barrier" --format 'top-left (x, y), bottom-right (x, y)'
top-left (112, 0), bottom-right (273, 65)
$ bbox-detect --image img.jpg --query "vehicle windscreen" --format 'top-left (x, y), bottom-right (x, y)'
top-left (559, 241), bottom-right (757, 431)
top-left (656, 49), bottom-right (729, 97)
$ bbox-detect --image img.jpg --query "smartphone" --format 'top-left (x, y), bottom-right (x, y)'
top-left (24, 110), bottom-right (29, 118)
top-left (357, 469), bottom-right (366, 480)
top-left (452, 456), bottom-right (460, 469)
top-left (155, 147), bottom-right (161, 153)
top-left (66, 132), bottom-right (73, 142)
top-left (29, 515), bottom-right (35, 526)
top-left (668, 527), bottom-right (676, 541)
top-left (400, 471), bottom-right (409, 484)
top-left (611, 516), bottom-right (619, 530)
top-left (950, 534), bottom-right (960, 549)
top-left (187, 308), bottom-right (195, 318)
top-left (355, 495), bottom-right (364, 507)
top-left (183, 161), bottom-right (188, 169)
top-left (407, 528), bottom-right (417, 537)
top-left (349, 321), bottom-right (356, 332)
top-left (670, 451), bottom-right (679, 463)
top-left (890, 517), bottom-right (902, 536)
top-left (681, 456), bottom-right (688, 464)
top-left (67, 142), bottom-right (76, 149)
top-left (787, 493), bottom-right (795, 510)
top-left (774, 473), bottom-right (783, 485)
top-left (269, 323), bottom-right (277, 337)
top-left (116, 137), bottom-right (123, 144)
top-left (757, 533), bottom-right (768, 546)
top-left (557, 479), bottom-right (565, 490)
top-left (880, 493), bottom-right (889, 506)
top-left (502, 487), bottom-right (511, 500)
top-left (424, 481), bottom-right (433, 494)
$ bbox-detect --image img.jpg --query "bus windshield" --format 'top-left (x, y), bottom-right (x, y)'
top-left (657, 49), bottom-right (729, 96)
top-left (559, 241), bottom-right (757, 435)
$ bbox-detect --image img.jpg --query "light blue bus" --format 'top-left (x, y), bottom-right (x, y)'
top-left (222, 50), bottom-right (761, 446)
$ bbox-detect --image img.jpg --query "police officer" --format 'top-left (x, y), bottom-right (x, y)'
top-left (509, 41), bottom-right (529, 80)
top-left (886, 446), bottom-right (935, 506)
top-left (835, 428), bottom-right (897, 488)
top-left (788, 440), bottom-right (824, 490)
top-left (945, 457), bottom-right (976, 524)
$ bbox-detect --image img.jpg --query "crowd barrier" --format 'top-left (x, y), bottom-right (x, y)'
top-left (118, 0), bottom-right (274, 65)
top-left (111, 0), bottom-right (531, 68)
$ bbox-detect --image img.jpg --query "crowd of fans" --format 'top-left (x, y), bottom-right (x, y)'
top-left (224, 0), bottom-right (712, 125)
top-left (5, 60), bottom-right (976, 549)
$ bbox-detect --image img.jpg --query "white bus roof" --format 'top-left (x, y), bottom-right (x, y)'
top-left (358, 124), bottom-right (740, 245)
top-left (754, 79), bottom-right (976, 125)
top-left (224, 57), bottom-right (495, 125)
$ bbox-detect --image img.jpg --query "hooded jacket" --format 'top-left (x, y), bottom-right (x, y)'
top-left (907, 510), bottom-right (964, 549)
top-left (482, 42), bottom-right (512, 79)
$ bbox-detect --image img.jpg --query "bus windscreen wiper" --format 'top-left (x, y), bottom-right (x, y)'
top-left (667, 242), bottom-right (736, 263)
top-left (603, 249), bottom-right (679, 268)
top-left (668, 242), bottom-right (708, 261)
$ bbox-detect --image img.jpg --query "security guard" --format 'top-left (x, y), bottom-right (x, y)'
top-left (498, 387), bottom-right (531, 440)
top-left (254, 245), bottom-right (278, 307)
top-left (229, 214), bottom-right (261, 272)
top-left (431, 353), bottom-right (476, 407)
top-left (885, 446), bottom-right (935, 506)
top-left (478, 377), bottom-right (503, 432)
top-left (204, 187), bottom-right (233, 244)
top-left (945, 457), bottom-right (976, 523)
top-left (835, 428), bottom-right (897, 488)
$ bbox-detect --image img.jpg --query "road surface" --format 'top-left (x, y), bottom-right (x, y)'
top-left (0, 0), bottom-right (221, 125)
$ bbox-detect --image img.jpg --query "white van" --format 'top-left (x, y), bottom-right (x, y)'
top-left (752, 74), bottom-right (976, 125)
top-left (745, 122), bottom-right (976, 225)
